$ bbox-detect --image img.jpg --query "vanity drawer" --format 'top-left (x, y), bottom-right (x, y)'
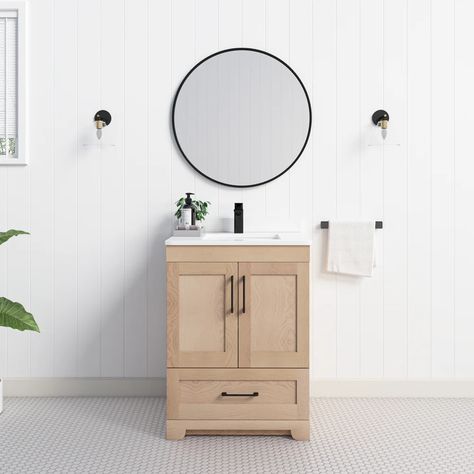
top-left (167, 368), bottom-right (308, 420)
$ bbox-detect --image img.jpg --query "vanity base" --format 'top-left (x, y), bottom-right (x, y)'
top-left (166, 420), bottom-right (310, 441)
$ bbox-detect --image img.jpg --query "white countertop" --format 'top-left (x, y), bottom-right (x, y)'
top-left (165, 232), bottom-right (311, 246)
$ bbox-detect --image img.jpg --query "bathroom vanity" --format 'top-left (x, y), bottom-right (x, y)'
top-left (165, 233), bottom-right (310, 440)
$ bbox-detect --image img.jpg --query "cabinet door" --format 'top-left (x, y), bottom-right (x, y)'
top-left (239, 262), bottom-right (309, 368)
top-left (168, 262), bottom-right (238, 367)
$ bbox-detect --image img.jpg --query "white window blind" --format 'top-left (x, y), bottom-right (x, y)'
top-left (0, 11), bottom-right (17, 159)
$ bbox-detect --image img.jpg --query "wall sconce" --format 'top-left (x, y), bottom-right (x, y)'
top-left (372, 109), bottom-right (389, 140)
top-left (94, 110), bottom-right (112, 140)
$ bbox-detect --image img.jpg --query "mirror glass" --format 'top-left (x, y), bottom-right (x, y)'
top-left (172, 48), bottom-right (311, 187)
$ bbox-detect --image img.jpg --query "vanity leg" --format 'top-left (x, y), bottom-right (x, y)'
top-left (290, 422), bottom-right (310, 441)
top-left (166, 421), bottom-right (186, 440)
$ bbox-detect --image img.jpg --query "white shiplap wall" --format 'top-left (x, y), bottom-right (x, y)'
top-left (0, 0), bottom-right (470, 380)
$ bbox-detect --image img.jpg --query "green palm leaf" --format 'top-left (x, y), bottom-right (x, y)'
top-left (0, 297), bottom-right (40, 332)
top-left (0, 229), bottom-right (29, 246)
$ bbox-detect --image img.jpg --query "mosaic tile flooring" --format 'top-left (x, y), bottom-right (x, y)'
top-left (1, 397), bottom-right (474, 473)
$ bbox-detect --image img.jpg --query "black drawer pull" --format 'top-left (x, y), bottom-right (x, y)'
top-left (221, 391), bottom-right (259, 397)
top-left (242, 275), bottom-right (246, 313)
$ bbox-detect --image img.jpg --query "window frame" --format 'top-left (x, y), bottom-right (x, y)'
top-left (0, 1), bottom-right (26, 165)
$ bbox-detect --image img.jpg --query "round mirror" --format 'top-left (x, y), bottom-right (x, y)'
top-left (172, 48), bottom-right (312, 188)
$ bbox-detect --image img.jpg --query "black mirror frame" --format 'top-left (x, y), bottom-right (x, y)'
top-left (171, 47), bottom-right (312, 188)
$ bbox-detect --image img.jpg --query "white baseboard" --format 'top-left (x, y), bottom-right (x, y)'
top-left (3, 377), bottom-right (474, 398)
top-left (2, 377), bottom-right (166, 397)
top-left (312, 379), bottom-right (474, 398)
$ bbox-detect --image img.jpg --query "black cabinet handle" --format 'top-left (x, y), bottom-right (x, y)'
top-left (221, 391), bottom-right (259, 397)
top-left (230, 275), bottom-right (234, 314)
top-left (242, 275), bottom-right (246, 314)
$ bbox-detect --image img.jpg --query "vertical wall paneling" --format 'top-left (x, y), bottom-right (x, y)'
top-left (335, 0), bottom-right (361, 377)
top-left (359, 0), bottom-right (384, 378)
top-left (171, 0), bottom-right (196, 214)
top-left (239, 0), bottom-right (266, 222)
top-left (216, 0), bottom-right (243, 218)
top-left (454, 0), bottom-right (474, 377)
top-left (100, 0), bottom-right (125, 377)
top-left (193, 0), bottom-right (219, 222)
top-left (312, 0), bottom-right (338, 378)
top-left (4, 9), bottom-right (32, 375)
top-left (123, 0), bottom-right (148, 376)
top-left (2, 0), bottom-right (470, 381)
top-left (289, 0), bottom-right (312, 235)
top-left (4, 160), bottom-right (30, 376)
top-left (5, 176), bottom-right (30, 376)
top-left (241, 0), bottom-right (266, 55)
top-left (0, 148), bottom-right (6, 375)
top-left (431, 0), bottom-right (455, 377)
top-left (25, 0), bottom-right (54, 377)
top-left (406, 0), bottom-right (432, 377)
top-left (76, 0), bottom-right (101, 376)
top-left (51, 0), bottom-right (78, 377)
top-left (382, 0), bottom-right (408, 377)
top-left (264, 0), bottom-right (290, 218)
top-left (147, 0), bottom-right (173, 377)
top-left (0, 117), bottom-right (7, 374)
top-left (0, 159), bottom-right (5, 374)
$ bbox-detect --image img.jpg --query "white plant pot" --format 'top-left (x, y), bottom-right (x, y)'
top-left (0, 377), bottom-right (3, 413)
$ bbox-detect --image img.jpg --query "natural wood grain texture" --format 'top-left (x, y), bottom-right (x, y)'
top-left (166, 420), bottom-right (309, 441)
top-left (166, 247), bottom-right (310, 437)
top-left (239, 263), bottom-right (309, 368)
top-left (166, 246), bottom-right (310, 263)
top-left (251, 274), bottom-right (297, 352)
top-left (187, 430), bottom-right (290, 436)
top-left (167, 262), bottom-right (238, 367)
top-left (179, 274), bottom-right (225, 352)
top-left (180, 380), bottom-right (296, 404)
top-left (166, 421), bottom-right (186, 440)
top-left (167, 368), bottom-right (308, 420)
top-left (291, 424), bottom-right (310, 441)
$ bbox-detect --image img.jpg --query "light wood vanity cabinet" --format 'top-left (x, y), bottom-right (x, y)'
top-left (168, 262), bottom-right (238, 368)
top-left (166, 245), bottom-right (310, 440)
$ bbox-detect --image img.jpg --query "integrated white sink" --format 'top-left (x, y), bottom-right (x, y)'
top-left (165, 232), bottom-right (310, 246)
top-left (203, 232), bottom-right (281, 241)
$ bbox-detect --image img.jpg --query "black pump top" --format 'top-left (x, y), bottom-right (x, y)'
top-left (185, 193), bottom-right (194, 205)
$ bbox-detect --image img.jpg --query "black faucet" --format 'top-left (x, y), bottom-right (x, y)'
top-left (234, 203), bottom-right (243, 233)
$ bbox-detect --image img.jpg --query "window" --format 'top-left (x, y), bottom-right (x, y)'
top-left (0, 3), bottom-right (25, 165)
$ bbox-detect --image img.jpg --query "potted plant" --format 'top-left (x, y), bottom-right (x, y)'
top-left (0, 230), bottom-right (40, 413)
top-left (175, 197), bottom-right (211, 228)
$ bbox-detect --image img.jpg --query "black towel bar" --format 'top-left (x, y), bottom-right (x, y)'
top-left (320, 221), bottom-right (383, 229)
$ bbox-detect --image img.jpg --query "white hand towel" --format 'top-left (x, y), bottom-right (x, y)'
top-left (326, 221), bottom-right (375, 277)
